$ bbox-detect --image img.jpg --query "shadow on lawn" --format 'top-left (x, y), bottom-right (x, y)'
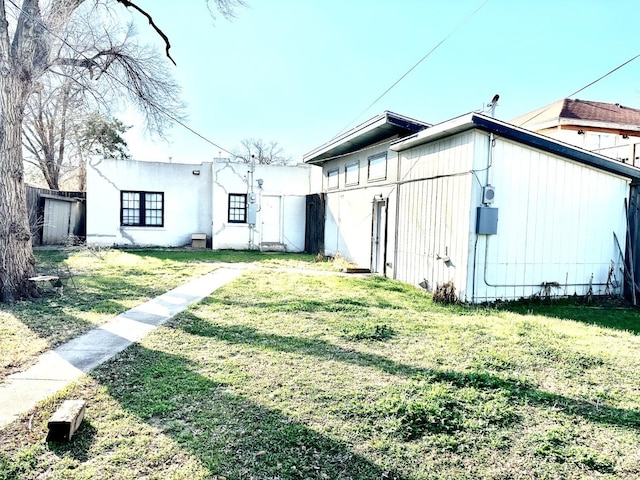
top-left (491, 297), bottom-right (640, 335)
top-left (3, 272), bottom-right (165, 382)
top-left (92, 345), bottom-right (404, 480)
top-left (174, 314), bottom-right (640, 433)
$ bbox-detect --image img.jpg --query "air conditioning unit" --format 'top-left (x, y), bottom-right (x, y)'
top-left (482, 185), bottom-right (495, 204)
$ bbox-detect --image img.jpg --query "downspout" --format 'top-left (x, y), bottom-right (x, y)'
top-left (210, 160), bottom-right (215, 249)
top-left (248, 161), bottom-right (254, 249)
top-left (370, 196), bottom-right (377, 272)
top-left (383, 199), bottom-right (390, 277)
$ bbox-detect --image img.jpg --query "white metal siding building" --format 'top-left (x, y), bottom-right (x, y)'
top-left (390, 113), bottom-right (640, 302)
top-left (303, 111), bottom-right (431, 270)
top-left (393, 131), bottom-right (477, 298)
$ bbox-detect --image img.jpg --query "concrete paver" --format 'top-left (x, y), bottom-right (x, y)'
top-left (0, 267), bottom-right (242, 429)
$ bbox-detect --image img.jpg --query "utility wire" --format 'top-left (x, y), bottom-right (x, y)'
top-left (333, 0), bottom-right (490, 139)
top-left (518, 53), bottom-right (640, 127)
top-left (6, 0), bottom-right (236, 157)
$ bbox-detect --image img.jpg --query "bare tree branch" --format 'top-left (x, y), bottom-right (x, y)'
top-left (114, 0), bottom-right (175, 65)
top-left (1, 0), bottom-right (244, 300)
top-left (233, 138), bottom-right (293, 165)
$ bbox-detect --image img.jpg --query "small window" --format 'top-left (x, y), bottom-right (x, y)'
top-left (121, 191), bottom-right (164, 227)
top-left (228, 193), bottom-right (247, 223)
top-left (327, 169), bottom-right (339, 190)
top-left (345, 161), bottom-right (359, 186)
top-left (368, 153), bottom-right (387, 181)
top-left (586, 132), bottom-right (615, 151)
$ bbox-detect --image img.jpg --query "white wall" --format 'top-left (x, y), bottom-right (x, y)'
top-left (211, 160), bottom-right (320, 251)
top-left (87, 159), bottom-right (213, 247)
top-left (319, 142), bottom-right (400, 268)
top-left (470, 134), bottom-right (629, 302)
top-left (393, 131), bottom-right (477, 298)
top-left (393, 130), bottom-right (630, 303)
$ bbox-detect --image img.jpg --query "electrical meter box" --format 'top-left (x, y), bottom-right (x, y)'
top-left (476, 206), bottom-right (498, 235)
top-left (247, 203), bottom-right (257, 225)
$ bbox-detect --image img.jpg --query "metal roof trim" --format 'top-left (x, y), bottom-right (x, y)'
top-left (391, 112), bottom-right (640, 181)
top-left (303, 111), bottom-right (430, 164)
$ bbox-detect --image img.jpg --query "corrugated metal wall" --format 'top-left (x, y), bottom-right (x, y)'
top-left (394, 132), bottom-right (476, 298)
top-left (474, 136), bottom-right (628, 301)
top-left (43, 198), bottom-right (77, 244)
top-left (622, 183), bottom-right (640, 303)
top-left (393, 130), bottom-right (629, 302)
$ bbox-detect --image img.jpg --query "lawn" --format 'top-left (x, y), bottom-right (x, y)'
top-left (0, 247), bottom-right (335, 382)
top-left (1, 249), bottom-right (640, 479)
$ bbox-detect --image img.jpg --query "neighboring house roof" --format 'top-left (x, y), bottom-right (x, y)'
top-left (390, 112), bottom-right (640, 182)
top-left (512, 98), bottom-right (640, 135)
top-left (303, 111), bottom-right (431, 164)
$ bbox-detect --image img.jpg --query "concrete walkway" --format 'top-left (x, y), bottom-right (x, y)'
top-left (0, 267), bottom-right (243, 429)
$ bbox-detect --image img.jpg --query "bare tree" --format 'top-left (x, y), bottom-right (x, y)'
top-left (23, 71), bottom-right (133, 191)
top-left (0, 0), bottom-right (244, 302)
top-left (22, 74), bottom-right (84, 190)
top-left (23, 5), bottom-right (186, 191)
top-left (234, 138), bottom-right (293, 165)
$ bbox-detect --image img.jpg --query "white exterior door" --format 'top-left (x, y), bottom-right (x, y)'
top-left (372, 199), bottom-right (387, 273)
top-left (261, 195), bottom-right (282, 243)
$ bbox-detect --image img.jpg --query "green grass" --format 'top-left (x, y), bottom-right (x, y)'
top-left (1, 252), bottom-right (640, 479)
top-left (0, 248), bottom-right (330, 382)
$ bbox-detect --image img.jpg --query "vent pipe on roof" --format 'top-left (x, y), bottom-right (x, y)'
top-left (487, 94), bottom-right (499, 118)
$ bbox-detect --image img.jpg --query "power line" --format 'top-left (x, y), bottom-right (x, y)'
top-left (333, 0), bottom-right (490, 139)
top-left (518, 53), bottom-right (640, 127)
top-left (6, 0), bottom-right (236, 157)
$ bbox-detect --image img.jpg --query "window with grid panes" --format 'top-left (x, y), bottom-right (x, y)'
top-left (228, 193), bottom-right (247, 223)
top-left (120, 191), bottom-right (164, 227)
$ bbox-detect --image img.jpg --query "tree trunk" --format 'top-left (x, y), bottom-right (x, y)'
top-left (0, 74), bottom-right (36, 302)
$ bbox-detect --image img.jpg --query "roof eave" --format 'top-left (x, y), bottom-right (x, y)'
top-left (303, 111), bottom-right (430, 165)
top-left (558, 118), bottom-right (640, 134)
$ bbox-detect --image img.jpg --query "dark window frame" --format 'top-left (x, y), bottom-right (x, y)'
top-left (345, 161), bottom-right (360, 186)
top-left (327, 168), bottom-right (339, 190)
top-left (228, 193), bottom-right (248, 223)
top-left (120, 191), bottom-right (164, 227)
top-left (367, 152), bottom-right (387, 181)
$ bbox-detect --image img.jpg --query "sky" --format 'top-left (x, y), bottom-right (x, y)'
top-left (121, 0), bottom-right (640, 164)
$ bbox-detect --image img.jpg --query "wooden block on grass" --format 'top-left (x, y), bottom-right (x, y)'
top-left (344, 267), bottom-right (371, 274)
top-left (46, 400), bottom-right (86, 442)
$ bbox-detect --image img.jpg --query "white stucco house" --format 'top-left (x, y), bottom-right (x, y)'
top-left (304, 111), bottom-right (640, 303)
top-left (86, 157), bottom-right (321, 251)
